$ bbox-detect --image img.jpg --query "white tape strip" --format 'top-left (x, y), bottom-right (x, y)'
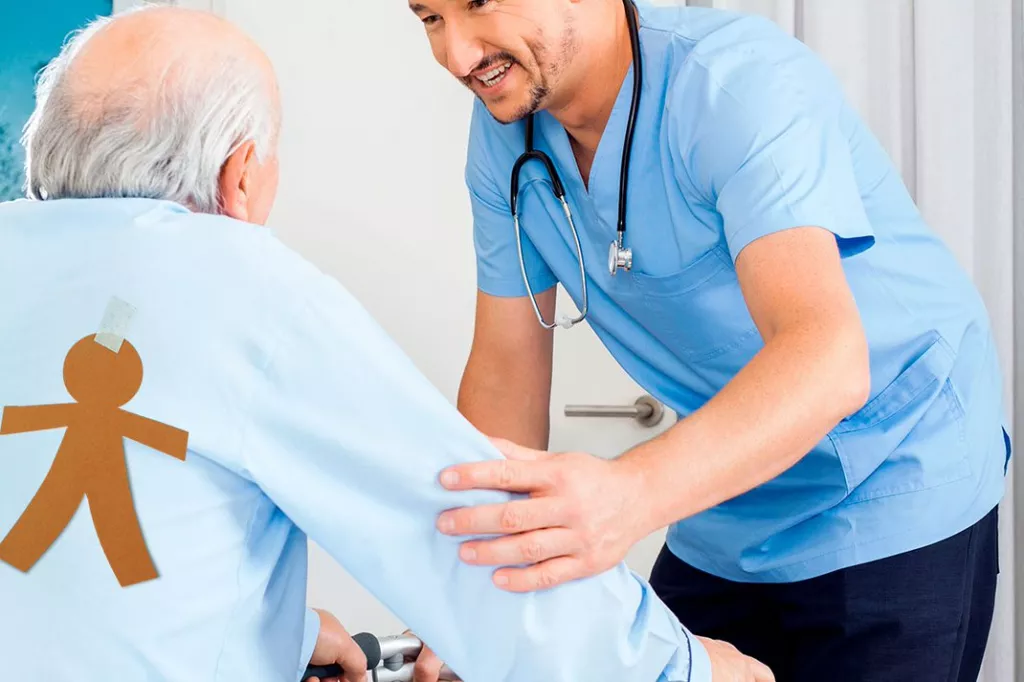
top-left (94, 296), bottom-right (137, 353)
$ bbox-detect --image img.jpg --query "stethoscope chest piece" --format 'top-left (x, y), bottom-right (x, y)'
top-left (608, 240), bottom-right (633, 275)
top-left (512, 0), bottom-right (643, 325)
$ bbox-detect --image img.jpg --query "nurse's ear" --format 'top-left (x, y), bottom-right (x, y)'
top-left (217, 140), bottom-right (259, 223)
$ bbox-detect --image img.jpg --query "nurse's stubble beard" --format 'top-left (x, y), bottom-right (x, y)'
top-left (468, 22), bottom-right (578, 125)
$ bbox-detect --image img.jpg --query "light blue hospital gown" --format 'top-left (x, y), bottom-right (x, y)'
top-left (0, 198), bottom-right (708, 681)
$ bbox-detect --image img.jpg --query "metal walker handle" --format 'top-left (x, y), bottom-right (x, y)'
top-left (302, 633), bottom-right (459, 681)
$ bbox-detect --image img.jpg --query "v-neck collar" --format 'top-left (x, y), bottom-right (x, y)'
top-left (536, 35), bottom-right (640, 233)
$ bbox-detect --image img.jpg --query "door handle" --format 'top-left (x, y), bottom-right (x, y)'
top-left (564, 395), bottom-right (665, 427)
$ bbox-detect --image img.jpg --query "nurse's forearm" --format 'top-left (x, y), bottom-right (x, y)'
top-left (457, 290), bottom-right (556, 451)
top-left (624, 321), bottom-right (870, 529)
top-left (458, 359), bottom-right (551, 451)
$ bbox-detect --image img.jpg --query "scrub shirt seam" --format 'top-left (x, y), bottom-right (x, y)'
top-left (683, 55), bottom-right (844, 224)
top-left (688, 52), bottom-right (830, 115)
top-left (636, 21), bottom-right (700, 43)
top-left (730, 116), bottom-right (831, 251)
top-left (723, 152), bottom-right (830, 262)
top-left (653, 30), bottom-right (725, 213)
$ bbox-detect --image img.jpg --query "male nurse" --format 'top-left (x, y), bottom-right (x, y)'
top-left (404, 1), bottom-right (1011, 681)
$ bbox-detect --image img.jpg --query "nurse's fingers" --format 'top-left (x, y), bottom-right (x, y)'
top-left (457, 528), bottom-right (579, 566)
top-left (491, 556), bottom-right (584, 592)
top-left (438, 497), bottom-right (567, 536)
top-left (439, 457), bottom-right (555, 493)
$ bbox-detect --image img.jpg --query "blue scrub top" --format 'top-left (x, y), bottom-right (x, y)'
top-left (466, 3), bottom-right (1010, 582)
top-left (0, 198), bottom-right (707, 681)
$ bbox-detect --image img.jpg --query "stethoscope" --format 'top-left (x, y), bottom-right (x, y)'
top-left (510, 0), bottom-right (643, 330)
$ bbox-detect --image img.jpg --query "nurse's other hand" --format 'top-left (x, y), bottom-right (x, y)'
top-left (699, 636), bottom-right (775, 682)
top-left (436, 437), bottom-right (652, 592)
top-left (306, 608), bottom-right (368, 682)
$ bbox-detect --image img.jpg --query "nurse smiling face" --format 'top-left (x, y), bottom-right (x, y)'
top-left (408, 0), bottom-right (582, 123)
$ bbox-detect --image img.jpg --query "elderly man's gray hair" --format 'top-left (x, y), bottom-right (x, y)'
top-left (22, 4), bottom-right (279, 214)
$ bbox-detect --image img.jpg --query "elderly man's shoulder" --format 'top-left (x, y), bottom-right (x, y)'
top-left (0, 196), bottom-right (341, 311)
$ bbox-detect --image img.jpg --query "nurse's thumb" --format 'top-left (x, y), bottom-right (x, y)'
top-left (489, 437), bottom-right (549, 462)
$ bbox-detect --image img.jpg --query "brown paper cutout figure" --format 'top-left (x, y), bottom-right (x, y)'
top-left (0, 334), bottom-right (188, 587)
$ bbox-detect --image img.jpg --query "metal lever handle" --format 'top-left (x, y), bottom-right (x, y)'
top-left (564, 395), bottom-right (665, 427)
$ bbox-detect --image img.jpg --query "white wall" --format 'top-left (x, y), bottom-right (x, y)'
top-left (674, 3), bottom-right (1018, 680)
top-left (220, 0), bottom-right (483, 636)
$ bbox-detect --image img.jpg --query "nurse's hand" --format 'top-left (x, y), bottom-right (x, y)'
top-left (436, 437), bottom-right (653, 592)
top-left (698, 637), bottom-right (775, 682)
top-left (306, 609), bottom-right (368, 682)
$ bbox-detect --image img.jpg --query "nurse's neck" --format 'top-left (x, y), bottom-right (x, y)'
top-left (545, 2), bottom-right (636, 184)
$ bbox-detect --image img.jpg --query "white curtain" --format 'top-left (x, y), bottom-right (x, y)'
top-left (668, 0), bottom-right (1019, 679)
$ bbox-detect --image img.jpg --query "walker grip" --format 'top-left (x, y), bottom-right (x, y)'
top-left (301, 631), bottom-right (381, 680)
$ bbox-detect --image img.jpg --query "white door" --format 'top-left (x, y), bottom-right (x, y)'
top-left (206, 0), bottom-right (679, 636)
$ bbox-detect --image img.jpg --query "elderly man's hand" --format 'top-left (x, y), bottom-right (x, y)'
top-left (699, 637), bottom-right (775, 682)
top-left (436, 437), bottom-right (654, 592)
top-left (306, 609), bottom-right (368, 682)
top-left (403, 631), bottom-right (461, 682)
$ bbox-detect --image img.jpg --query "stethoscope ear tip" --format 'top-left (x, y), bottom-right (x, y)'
top-left (556, 315), bottom-right (575, 330)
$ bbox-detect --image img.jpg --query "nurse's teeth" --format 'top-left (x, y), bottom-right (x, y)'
top-left (477, 62), bottom-right (512, 87)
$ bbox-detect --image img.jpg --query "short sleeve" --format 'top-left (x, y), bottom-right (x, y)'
top-left (240, 248), bottom-right (699, 682)
top-left (674, 37), bottom-right (875, 263)
top-left (466, 102), bottom-right (558, 297)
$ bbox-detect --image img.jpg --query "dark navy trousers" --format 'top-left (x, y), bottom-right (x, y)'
top-left (650, 506), bottom-right (999, 682)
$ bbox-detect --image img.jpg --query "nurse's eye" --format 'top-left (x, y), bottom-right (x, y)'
top-left (422, 14), bottom-right (441, 26)
top-left (468, 0), bottom-right (490, 9)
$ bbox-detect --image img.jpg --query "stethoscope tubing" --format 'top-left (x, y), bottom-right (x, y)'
top-left (510, 0), bottom-right (643, 329)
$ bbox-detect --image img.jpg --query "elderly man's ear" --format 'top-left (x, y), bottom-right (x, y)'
top-left (218, 140), bottom-right (279, 226)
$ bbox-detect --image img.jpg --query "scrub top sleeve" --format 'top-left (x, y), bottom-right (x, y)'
top-left (466, 103), bottom-right (558, 298)
top-left (240, 272), bottom-right (697, 682)
top-left (676, 49), bottom-right (876, 263)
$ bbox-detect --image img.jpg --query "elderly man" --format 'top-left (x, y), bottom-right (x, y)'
top-left (0, 6), bottom-right (772, 682)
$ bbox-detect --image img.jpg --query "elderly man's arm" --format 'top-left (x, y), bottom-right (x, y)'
top-left (238, 246), bottom-right (713, 682)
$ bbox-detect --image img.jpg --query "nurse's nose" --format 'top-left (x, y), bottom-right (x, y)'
top-left (444, 20), bottom-right (485, 79)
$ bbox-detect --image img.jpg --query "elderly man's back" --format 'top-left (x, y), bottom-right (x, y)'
top-left (0, 195), bottom-right (706, 681)
top-left (0, 197), bottom-right (327, 679)
top-left (0, 5), bottom-right (709, 682)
